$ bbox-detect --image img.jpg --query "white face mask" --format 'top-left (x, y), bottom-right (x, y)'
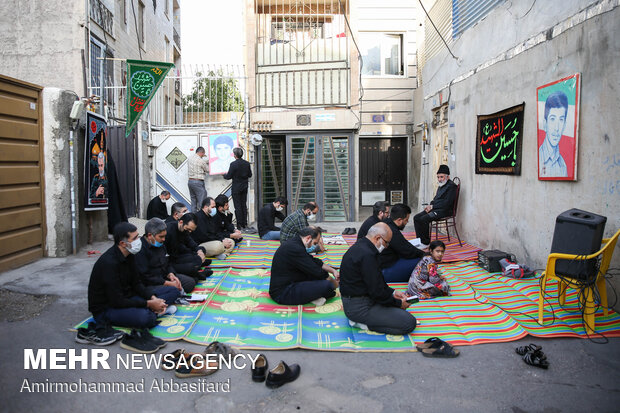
top-left (376, 240), bottom-right (385, 253)
top-left (276, 206), bottom-right (284, 212)
top-left (125, 238), bottom-right (142, 255)
top-left (307, 213), bottom-right (315, 220)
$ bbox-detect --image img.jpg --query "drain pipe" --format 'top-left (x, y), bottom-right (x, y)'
top-left (69, 128), bottom-right (78, 255)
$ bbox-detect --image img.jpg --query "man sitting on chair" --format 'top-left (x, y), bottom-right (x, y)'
top-left (413, 164), bottom-right (457, 248)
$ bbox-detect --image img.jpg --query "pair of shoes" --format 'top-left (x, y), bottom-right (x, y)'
top-left (418, 337), bottom-right (460, 358)
top-left (205, 341), bottom-right (237, 358)
top-left (75, 322), bottom-right (122, 346)
top-left (172, 351), bottom-right (219, 378)
top-left (342, 228), bottom-right (357, 235)
top-left (515, 343), bottom-right (549, 369)
top-left (348, 319), bottom-right (369, 330)
top-left (251, 354), bottom-right (300, 388)
top-left (215, 253), bottom-right (227, 260)
top-left (120, 329), bottom-right (166, 354)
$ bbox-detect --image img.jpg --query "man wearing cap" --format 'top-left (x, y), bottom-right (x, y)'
top-left (413, 164), bottom-right (458, 248)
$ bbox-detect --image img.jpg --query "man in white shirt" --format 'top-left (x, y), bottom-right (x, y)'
top-left (539, 91), bottom-right (569, 178)
top-left (188, 146), bottom-right (209, 211)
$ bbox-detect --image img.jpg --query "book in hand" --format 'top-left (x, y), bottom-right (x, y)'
top-left (409, 238), bottom-right (424, 248)
top-left (406, 294), bottom-right (419, 303)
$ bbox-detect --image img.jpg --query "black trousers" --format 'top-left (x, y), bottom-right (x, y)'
top-left (413, 210), bottom-right (440, 244)
top-left (232, 190), bottom-right (248, 229)
top-left (170, 253), bottom-right (202, 279)
top-left (272, 280), bottom-right (336, 305)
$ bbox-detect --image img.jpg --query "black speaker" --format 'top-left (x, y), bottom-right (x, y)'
top-left (550, 209), bottom-right (607, 280)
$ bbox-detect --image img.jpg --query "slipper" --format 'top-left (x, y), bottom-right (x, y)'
top-left (416, 337), bottom-right (444, 351)
top-left (515, 343), bottom-right (542, 356)
top-left (421, 343), bottom-right (460, 358)
top-left (522, 350), bottom-right (549, 369)
top-left (342, 228), bottom-right (351, 235)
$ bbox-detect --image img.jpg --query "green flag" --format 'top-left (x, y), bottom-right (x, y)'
top-left (125, 59), bottom-right (174, 137)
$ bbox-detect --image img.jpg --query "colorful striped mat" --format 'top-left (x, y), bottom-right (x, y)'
top-left (74, 263), bottom-right (620, 351)
top-left (207, 231), bottom-right (481, 269)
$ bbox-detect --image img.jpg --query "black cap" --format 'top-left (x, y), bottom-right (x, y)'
top-left (437, 164), bottom-right (450, 175)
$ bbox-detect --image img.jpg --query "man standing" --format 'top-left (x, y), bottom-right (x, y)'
top-left (381, 204), bottom-right (424, 282)
top-left (188, 146), bottom-right (209, 212)
top-left (136, 218), bottom-right (196, 294)
top-left (413, 165), bottom-right (457, 248)
top-left (539, 91), bottom-right (569, 177)
top-left (269, 227), bottom-right (339, 306)
top-left (258, 196), bottom-right (288, 240)
top-left (146, 191), bottom-right (171, 220)
top-left (340, 222), bottom-right (417, 334)
top-left (191, 197), bottom-right (235, 260)
top-left (223, 147), bottom-right (253, 231)
top-left (357, 201), bottom-right (390, 239)
top-left (280, 202), bottom-right (318, 243)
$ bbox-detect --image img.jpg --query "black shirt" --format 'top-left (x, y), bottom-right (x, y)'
top-left (164, 220), bottom-right (205, 260)
top-left (88, 245), bottom-right (151, 316)
top-left (430, 179), bottom-right (457, 218)
top-left (379, 218), bottom-right (424, 269)
top-left (146, 196), bottom-right (169, 220)
top-left (257, 203), bottom-right (286, 237)
top-left (214, 210), bottom-right (242, 243)
top-left (340, 237), bottom-right (401, 307)
top-left (164, 216), bottom-right (177, 225)
top-left (357, 215), bottom-right (381, 239)
top-left (223, 158), bottom-right (252, 193)
top-left (191, 209), bottom-right (221, 244)
top-left (269, 236), bottom-right (328, 299)
top-left (134, 236), bottom-right (175, 286)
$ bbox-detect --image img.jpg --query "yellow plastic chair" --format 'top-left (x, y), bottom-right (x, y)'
top-left (538, 229), bottom-right (620, 334)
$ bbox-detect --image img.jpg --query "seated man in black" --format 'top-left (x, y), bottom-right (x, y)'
top-left (164, 213), bottom-right (211, 280)
top-left (88, 222), bottom-right (179, 333)
top-left (269, 226), bottom-right (339, 306)
top-left (380, 203), bottom-right (424, 283)
top-left (413, 164), bottom-right (457, 248)
top-left (136, 218), bottom-right (196, 295)
top-left (357, 201), bottom-right (390, 239)
top-left (146, 190), bottom-right (170, 220)
top-left (214, 194), bottom-right (243, 245)
top-left (165, 202), bottom-right (189, 224)
top-left (340, 222), bottom-right (416, 334)
top-left (191, 197), bottom-right (235, 259)
top-left (258, 196), bottom-right (288, 240)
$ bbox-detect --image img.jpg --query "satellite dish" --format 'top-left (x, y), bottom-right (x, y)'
top-left (250, 133), bottom-right (263, 146)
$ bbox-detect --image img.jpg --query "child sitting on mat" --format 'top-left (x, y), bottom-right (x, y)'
top-left (406, 240), bottom-right (451, 299)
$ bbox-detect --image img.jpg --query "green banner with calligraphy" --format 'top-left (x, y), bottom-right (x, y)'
top-left (125, 59), bottom-right (174, 137)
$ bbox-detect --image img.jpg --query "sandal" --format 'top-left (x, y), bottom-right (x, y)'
top-left (522, 350), bottom-right (549, 369)
top-left (515, 343), bottom-right (542, 356)
top-left (421, 342), bottom-right (460, 358)
top-left (205, 341), bottom-right (237, 357)
top-left (416, 337), bottom-right (444, 351)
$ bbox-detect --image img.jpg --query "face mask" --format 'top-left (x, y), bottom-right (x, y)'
top-left (153, 240), bottom-right (163, 248)
top-left (376, 240), bottom-right (385, 253)
top-left (276, 206), bottom-right (284, 212)
top-left (209, 208), bottom-right (217, 217)
top-left (306, 244), bottom-right (318, 254)
top-left (437, 179), bottom-right (447, 187)
top-left (126, 238), bottom-right (142, 255)
top-left (161, 198), bottom-right (167, 203)
top-left (307, 213), bottom-right (315, 220)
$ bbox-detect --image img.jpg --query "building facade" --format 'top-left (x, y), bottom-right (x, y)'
top-left (244, 0), bottom-right (419, 220)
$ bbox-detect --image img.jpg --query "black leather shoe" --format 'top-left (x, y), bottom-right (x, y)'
top-left (348, 228), bottom-right (356, 235)
top-left (265, 361), bottom-right (300, 388)
top-left (251, 354), bottom-right (268, 382)
top-left (342, 228), bottom-right (350, 235)
top-left (196, 268), bottom-right (213, 280)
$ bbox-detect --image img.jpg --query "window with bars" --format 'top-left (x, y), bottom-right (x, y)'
top-left (289, 136), bottom-right (317, 212)
top-left (89, 38), bottom-right (114, 105)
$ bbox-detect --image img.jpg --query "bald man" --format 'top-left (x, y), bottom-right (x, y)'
top-left (339, 222), bottom-right (417, 335)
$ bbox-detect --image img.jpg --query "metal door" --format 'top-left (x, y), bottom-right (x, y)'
top-left (258, 135), bottom-right (286, 207)
top-left (0, 75), bottom-right (45, 272)
top-left (432, 124), bottom-right (449, 194)
top-left (359, 137), bottom-right (407, 205)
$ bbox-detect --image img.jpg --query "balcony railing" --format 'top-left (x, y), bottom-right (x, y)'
top-left (173, 27), bottom-right (181, 50)
top-left (90, 0), bottom-right (114, 36)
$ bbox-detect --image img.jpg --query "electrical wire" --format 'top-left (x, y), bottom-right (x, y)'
top-left (130, 0), bottom-right (143, 60)
top-left (337, 0), bottom-right (363, 130)
top-left (417, 0), bottom-right (459, 60)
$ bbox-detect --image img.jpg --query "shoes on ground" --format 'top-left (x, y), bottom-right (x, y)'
top-left (174, 354), bottom-right (219, 378)
top-left (196, 268), bottom-right (214, 280)
top-left (120, 329), bottom-right (160, 353)
top-left (251, 354), bottom-right (269, 382)
top-left (342, 228), bottom-right (356, 235)
top-left (205, 341), bottom-right (237, 358)
top-left (265, 361), bottom-right (301, 388)
top-left (75, 322), bottom-right (119, 346)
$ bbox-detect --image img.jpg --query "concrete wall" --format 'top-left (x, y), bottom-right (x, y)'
top-left (419, 1), bottom-right (620, 286)
top-left (42, 88), bottom-right (107, 257)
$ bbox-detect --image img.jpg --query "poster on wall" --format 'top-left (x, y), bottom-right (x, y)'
top-left (208, 131), bottom-right (239, 175)
top-left (536, 73), bottom-right (580, 181)
top-left (475, 103), bottom-right (525, 175)
top-left (85, 111), bottom-right (109, 211)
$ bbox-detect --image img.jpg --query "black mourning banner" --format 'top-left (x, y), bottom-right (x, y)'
top-left (475, 103), bottom-right (525, 175)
